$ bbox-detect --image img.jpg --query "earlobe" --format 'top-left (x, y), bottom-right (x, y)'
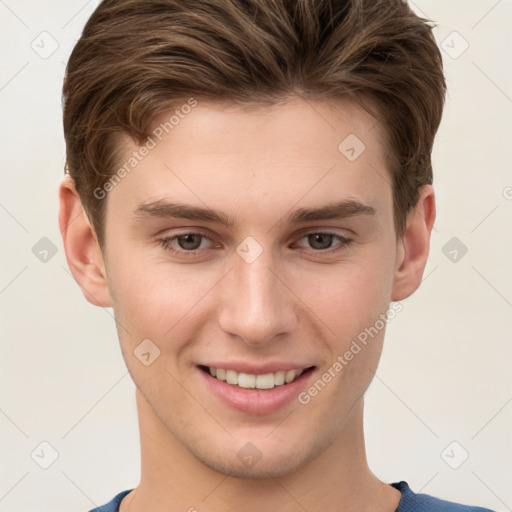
top-left (58, 176), bottom-right (113, 307)
top-left (391, 185), bottom-right (436, 301)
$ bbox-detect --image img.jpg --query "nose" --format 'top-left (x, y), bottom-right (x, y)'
top-left (217, 250), bottom-right (298, 347)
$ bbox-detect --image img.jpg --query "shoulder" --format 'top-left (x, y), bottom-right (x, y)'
top-left (392, 481), bottom-right (497, 512)
top-left (86, 490), bottom-right (133, 512)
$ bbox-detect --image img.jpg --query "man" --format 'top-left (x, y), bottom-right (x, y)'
top-left (58, 0), bottom-right (496, 510)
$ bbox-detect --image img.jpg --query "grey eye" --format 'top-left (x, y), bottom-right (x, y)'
top-left (176, 233), bottom-right (204, 250)
top-left (306, 233), bottom-right (335, 250)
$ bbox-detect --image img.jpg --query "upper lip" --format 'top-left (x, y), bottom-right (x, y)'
top-left (199, 362), bottom-right (315, 375)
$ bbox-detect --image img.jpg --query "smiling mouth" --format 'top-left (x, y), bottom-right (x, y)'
top-left (198, 365), bottom-right (315, 390)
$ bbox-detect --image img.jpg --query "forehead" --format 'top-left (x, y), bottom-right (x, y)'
top-left (147, 95), bottom-right (383, 159)
top-left (106, 96), bottom-right (392, 228)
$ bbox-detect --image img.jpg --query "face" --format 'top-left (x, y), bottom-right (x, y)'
top-left (99, 96), bottom-right (401, 478)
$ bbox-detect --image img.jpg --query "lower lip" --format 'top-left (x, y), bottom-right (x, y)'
top-left (198, 367), bottom-right (316, 415)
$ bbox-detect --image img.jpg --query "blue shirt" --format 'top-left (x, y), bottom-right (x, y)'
top-left (87, 481), bottom-right (497, 511)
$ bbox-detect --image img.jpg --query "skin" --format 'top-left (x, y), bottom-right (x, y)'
top-left (59, 95), bottom-right (435, 512)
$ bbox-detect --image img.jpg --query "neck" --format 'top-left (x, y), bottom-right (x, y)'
top-left (120, 389), bottom-right (401, 512)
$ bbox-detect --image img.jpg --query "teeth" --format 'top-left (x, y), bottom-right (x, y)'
top-left (238, 373), bottom-right (256, 388)
top-left (226, 370), bottom-right (238, 385)
top-left (256, 373), bottom-right (275, 389)
top-left (207, 366), bottom-right (307, 389)
top-left (285, 369), bottom-right (296, 383)
top-left (274, 370), bottom-right (285, 386)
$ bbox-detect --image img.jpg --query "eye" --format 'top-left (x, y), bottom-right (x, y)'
top-left (174, 233), bottom-right (204, 250)
top-left (157, 232), bottom-right (215, 256)
top-left (157, 230), bottom-right (352, 258)
top-left (294, 232), bottom-right (352, 252)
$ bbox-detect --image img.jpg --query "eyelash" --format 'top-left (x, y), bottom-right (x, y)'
top-left (157, 230), bottom-right (352, 257)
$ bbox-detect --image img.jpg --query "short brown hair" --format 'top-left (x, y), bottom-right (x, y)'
top-left (62, 0), bottom-right (446, 248)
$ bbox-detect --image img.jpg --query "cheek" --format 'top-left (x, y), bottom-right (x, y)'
top-left (293, 259), bottom-right (394, 411)
top-left (106, 251), bottom-right (217, 348)
top-left (295, 253), bottom-right (395, 341)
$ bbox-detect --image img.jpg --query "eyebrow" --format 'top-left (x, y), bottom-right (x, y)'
top-left (132, 199), bottom-right (376, 228)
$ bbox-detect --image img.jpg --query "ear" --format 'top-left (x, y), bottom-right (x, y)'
top-left (58, 176), bottom-right (113, 307)
top-left (391, 185), bottom-right (436, 301)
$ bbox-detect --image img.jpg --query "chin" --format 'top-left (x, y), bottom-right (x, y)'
top-left (197, 449), bottom-right (310, 479)
top-left (189, 428), bottom-right (333, 480)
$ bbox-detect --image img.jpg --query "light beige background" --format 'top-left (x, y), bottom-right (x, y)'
top-left (0, 1), bottom-right (511, 511)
